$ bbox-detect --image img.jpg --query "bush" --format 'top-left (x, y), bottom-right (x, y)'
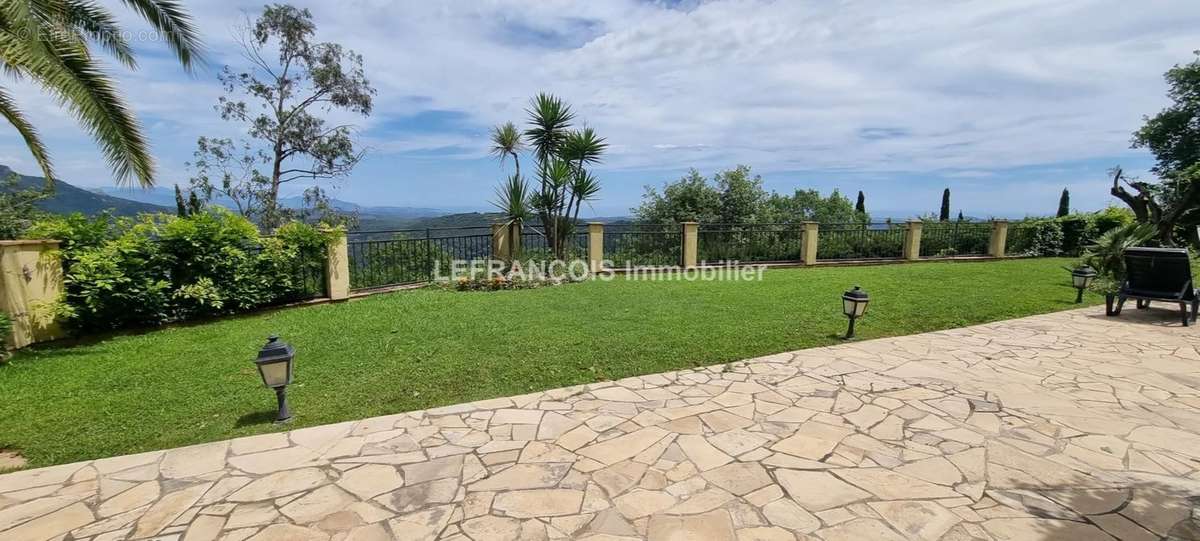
top-left (27, 210), bottom-right (333, 332)
top-left (1011, 219), bottom-right (1065, 256)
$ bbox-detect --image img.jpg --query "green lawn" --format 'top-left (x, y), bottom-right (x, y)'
top-left (0, 258), bottom-right (1098, 468)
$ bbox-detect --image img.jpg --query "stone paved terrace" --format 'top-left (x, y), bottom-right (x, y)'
top-left (3, 307), bottom-right (1200, 541)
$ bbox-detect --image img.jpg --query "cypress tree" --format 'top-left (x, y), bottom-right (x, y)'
top-left (957, 210), bottom-right (964, 222)
top-left (174, 185), bottom-right (187, 217)
top-left (855, 191), bottom-right (866, 214)
top-left (1057, 188), bottom-right (1070, 217)
top-left (939, 188), bottom-right (951, 221)
top-left (187, 190), bottom-right (204, 215)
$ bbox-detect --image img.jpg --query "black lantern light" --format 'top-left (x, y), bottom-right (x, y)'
top-left (254, 335), bottom-right (295, 423)
top-left (1070, 266), bottom-right (1097, 304)
top-left (841, 286), bottom-right (870, 339)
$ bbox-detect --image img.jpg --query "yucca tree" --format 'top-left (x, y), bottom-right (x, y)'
top-left (0, 0), bottom-right (203, 187)
top-left (489, 121), bottom-right (523, 178)
top-left (489, 93), bottom-right (606, 260)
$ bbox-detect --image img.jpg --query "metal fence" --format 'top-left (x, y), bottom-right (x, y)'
top-left (817, 223), bottom-right (905, 260)
top-left (698, 223), bottom-right (805, 263)
top-left (1004, 223), bottom-right (1037, 256)
top-left (519, 225), bottom-right (588, 261)
top-left (604, 224), bottom-right (682, 268)
top-left (919, 222), bottom-right (992, 258)
top-left (245, 243), bottom-right (328, 301)
top-left (348, 227), bottom-right (492, 290)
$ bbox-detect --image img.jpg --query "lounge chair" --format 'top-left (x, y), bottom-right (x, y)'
top-left (1108, 247), bottom-right (1199, 326)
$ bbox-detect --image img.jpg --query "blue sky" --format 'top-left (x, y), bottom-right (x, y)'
top-left (3, 0), bottom-right (1198, 218)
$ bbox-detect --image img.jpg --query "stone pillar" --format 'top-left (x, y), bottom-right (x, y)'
top-left (324, 231), bottom-right (349, 301)
top-left (491, 223), bottom-right (510, 262)
top-left (801, 222), bottom-right (819, 265)
top-left (509, 220), bottom-right (523, 261)
top-left (903, 221), bottom-right (923, 261)
top-left (990, 220), bottom-right (1009, 258)
top-left (681, 222), bottom-right (699, 268)
top-left (588, 222), bottom-right (604, 273)
top-left (0, 240), bottom-right (64, 348)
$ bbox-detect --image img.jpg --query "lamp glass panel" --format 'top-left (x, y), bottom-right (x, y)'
top-left (854, 299), bottom-right (869, 317)
top-left (259, 360), bottom-right (290, 387)
top-left (1072, 274), bottom-right (1087, 288)
top-left (843, 298), bottom-right (856, 317)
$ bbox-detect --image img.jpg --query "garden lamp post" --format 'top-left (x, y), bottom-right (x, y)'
top-left (841, 286), bottom-right (870, 339)
top-left (1070, 266), bottom-right (1097, 304)
top-left (254, 335), bottom-right (295, 423)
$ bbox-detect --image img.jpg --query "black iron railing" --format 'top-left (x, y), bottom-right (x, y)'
top-left (347, 227), bottom-right (493, 290)
top-left (1004, 223), bottom-right (1036, 256)
top-left (817, 223), bottom-right (905, 260)
top-left (518, 225), bottom-right (588, 261)
top-left (605, 224), bottom-right (682, 268)
top-left (245, 243), bottom-right (328, 301)
top-left (698, 223), bottom-right (805, 263)
top-left (919, 222), bottom-right (991, 258)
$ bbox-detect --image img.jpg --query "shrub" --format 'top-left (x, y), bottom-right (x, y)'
top-left (1011, 219), bottom-right (1065, 256)
top-left (27, 209), bottom-right (332, 332)
top-left (1091, 206), bottom-right (1135, 236)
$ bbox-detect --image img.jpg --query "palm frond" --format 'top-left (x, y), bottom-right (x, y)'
top-left (489, 122), bottom-right (522, 158)
top-left (491, 173), bottom-right (531, 223)
top-left (62, 0), bottom-right (136, 68)
top-left (0, 85), bottom-right (54, 183)
top-left (538, 158), bottom-right (573, 191)
top-left (524, 93), bottom-right (573, 164)
top-left (569, 170), bottom-right (601, 202)
top-left (117, 0), bottom-right (204, 71)
top-left (0, 27), bottom-right (154, 186)
top-left (562, 127), bottom-right (606, 166)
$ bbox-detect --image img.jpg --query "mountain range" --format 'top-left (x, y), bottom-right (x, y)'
top-left (91, 185), bottom-right (447, 218)
top-left (1, 165), bottom-right (171, 215)
top-left (1, 165), bottom-right (635, 230)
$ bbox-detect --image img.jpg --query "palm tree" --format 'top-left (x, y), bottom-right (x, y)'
top-left (0, 0), bottom-right (204, 187)
top-left (489, 121), bottom-right (523, 178)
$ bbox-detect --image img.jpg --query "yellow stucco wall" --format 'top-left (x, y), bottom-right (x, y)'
top-left (0, 240), bottom-right (64, 348)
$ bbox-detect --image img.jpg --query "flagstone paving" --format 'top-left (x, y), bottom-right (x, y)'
top-left (4, 306), bottom-right (1200, 540)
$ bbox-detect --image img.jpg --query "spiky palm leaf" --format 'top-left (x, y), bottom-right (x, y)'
top-left (492, 173), bottom-right (531, 224)
top-left (561, 127), bottom-right (606, 167)
top-left (524, 93), bottom-right (573, 166)
top-left (0, 0), bottom-right (203, 187)
top-left (1081, 222), bottom-right (1157, 282)
top-left (489, 121), bottom-right (523, 177)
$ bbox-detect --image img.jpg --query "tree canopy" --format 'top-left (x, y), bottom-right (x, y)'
top-left (633, 166), bottom-right (866, 225)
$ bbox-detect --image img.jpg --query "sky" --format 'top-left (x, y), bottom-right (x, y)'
top-left (3, 0), bottom-right (1199, 218)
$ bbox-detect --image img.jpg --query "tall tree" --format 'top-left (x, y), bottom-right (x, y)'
top-left (174, 185), bottom-right (187, 217)
top-left (855, 191), bottom-right (866, 215)
top-left (0, 0), bottom-right (204, 187)
top-left (939, 189), bottom-right (951, 222)
top-left (204, 4), bottom-right (375, 228)
top-left (491, 94), bottom-right (606, 259)
top-left (1057, 188), bottom-right (1070, 217)
top-left (1112, 51), bottom-right (1200, 246)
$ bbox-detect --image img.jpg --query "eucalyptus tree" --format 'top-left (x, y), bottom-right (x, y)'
top-left (490, 94), bottom-right (606, 259)
top-left (0, 0), bottom-right (204, 187)
top-left (202, 3), bottom-right (375, 228)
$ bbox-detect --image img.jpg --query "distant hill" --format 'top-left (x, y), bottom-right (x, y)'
top-left (1, 166), bottom-right (170, 216)
top-left (93, 185), bottom-right (446, 218)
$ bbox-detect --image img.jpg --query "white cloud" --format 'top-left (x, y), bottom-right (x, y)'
top-left (0, 0), bottom-right (1196, 212)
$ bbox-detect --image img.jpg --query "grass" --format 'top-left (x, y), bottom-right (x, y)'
top-left (0, 258), bottom-right (1098, 468)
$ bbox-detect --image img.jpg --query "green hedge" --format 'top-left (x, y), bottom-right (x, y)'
top-left (26, 210), bottom-right (333, 332)
top-left (1007, 206), bottom-right (1134, 257)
